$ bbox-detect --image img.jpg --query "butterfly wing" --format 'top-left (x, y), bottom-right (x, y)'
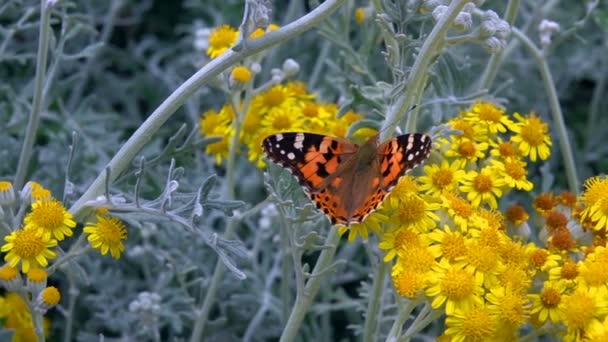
top-left (346, 133), bottom-right (433, 225)
top-left (262, 132), bottom-right (358, 192)
top-left (378, 133), bottom-right (432, 190)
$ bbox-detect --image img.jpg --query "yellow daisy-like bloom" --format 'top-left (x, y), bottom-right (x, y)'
top-left (443, 137), bottom-right (489, 168)
top-left (40, 286), bottom-right (61, 306)
top-left (465, 101), bottom-right (516, 134)
top-left (388, 193), bottom-right (440, 233)
top-left (444, 305), bottom-right (496, 342)
top-left (459, 167), bottom-right (506, 209)
top-left (84, 215), bottom-right (128, 259)
top-left (337, 211), bottom-right (385, 242)
top-left (28, 181), bottom-right (52, 201)
top-left (391, 268), bottom-right (426, 299)
top-left (0, 180), bottom-right (15, 205)
top-left (24, 199), bottom-right (76, 241)
top-left (206, 24), bottom-right (239, 58)
top-left (448, 118), bottom-right (479, 140)
top-left (490, 158), bottom-right (533, 191)
top-left (504, 204), bottom-right (529, 226)
top-left (418, 160), bottom-right (466, 196)
top-left (199, 108), bottom-right (231, 137)
top-left (578, 246), bottom-right (608, 291)
top-left (426, 260), bottom-right (484, 315)
top-left (587, 316), bottom-right (608, 342)
top-left (486, 287), bottom-right (530, 328)
top-left (559, 286), bottom-right (608, 341)
top-left (261, 106), bottom-right (305, 132)
top-left (354, 7), bottom-right (366, 25)
top-left (393, 245), bottom-right (435, 274)
top-left (548, 259), bottom-right (579, 284)
top-left (498, 266), bottom-right (532, 294)
top-left (440, 192), bottom-right (475, 231)
top-left (462, 241), bottom-right (503, 287)
top-left (510, 112), bottom-right (552, 161)
top-left (378, 226), bottom-right (423, 262)
top-left (489, 137), bottom-right (519, 160)
top-left (1, 226), bottom-right (57, 273)
top-left (252, 84), bottom-right (299, 115)
top-left (205, 125), bottom-right (233, 165)
top-left (427, 225), bottom-right (467, 262)
top-left (529, 280), bottom-right (565, 324)
top-left (526, 245), bottom-right (561, 273)
top-left (579, 176), bottom-right (608, 229)
top-left (231, 65), bottom-right (252, 83)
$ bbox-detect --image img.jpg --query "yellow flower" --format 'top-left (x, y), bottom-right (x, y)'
top-left (261, 106), bottom-right (305, 132)
top-left (0, 180), bottom-right (15, 205)
top-left (459, 167), bottom-right (506, 209)
top-left (426, 225), bottom-right (467, 262)
top-left (578, 246), bottom-right (608, 291)
top-left (443, 137), bottom-right (488, 168)
top-left (489, 137), bottom-right (519, 160)
top-left (39, 286), bottom-right (61, 306)
top-left (206, 24), bottom-right (239, 58)
top-left (337, 211), bottom-right (385, 242)
top-left (465, 101), bottom-right (516, 135)
top-left (490, 158), bottom-right (533, 191)
top-left (440, 192), bottom-right (474, 231)
top-left (444, 305), bottom-right (496, 342)
top-left (426, 260), bottom-right (484, 315)
top-left (1, 226), bottom-right (57, 273)
top-left (529, 280), bottom-right (565, 324)
top-left (526, 245), bottom-right (561, 273)
top-left (393, 245), bottom-right (435, 274)
top-left (354, 7), bottom-right (366, 25)
top-left (252, 84), bottom-right (299, 114)
top-left (391, 268), bottom-right (426, 300)
top-left (559, 286), bottom-right (608, 341)
top-left (84, 215), bottom-right (128, 259)
top-left (204, 125), bottom-right (233, 165)
top-left (504, 204), bottom-right (529, 226)
top-left (587, 316), bottom-right (608, 342)
top-left (24, 199), bottom-right (76, 241)
top-left (418, 160), bottom-right (466, 196)
top-left (231, 65), bottom-right (252, 83)
top-left (378, 226), bottom-right (423, 262)
top-left (387, 193), bottom-right (440, 233)
top-left (486, 287), bottom-right (530, 328)
top-left (510, 112), bottom-right (552, 161)
top-left (462, 241), bottom-right (503, 287)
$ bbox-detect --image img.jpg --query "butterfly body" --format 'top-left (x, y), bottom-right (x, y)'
top-left (262, 132), bottom-right (432, 226)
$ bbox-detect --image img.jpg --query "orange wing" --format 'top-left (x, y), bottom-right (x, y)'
top-left (377, 133), bottom-right (433, 190)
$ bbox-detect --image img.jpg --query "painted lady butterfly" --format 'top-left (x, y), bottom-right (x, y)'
top-left (262, 132), bottom-right (432, 226)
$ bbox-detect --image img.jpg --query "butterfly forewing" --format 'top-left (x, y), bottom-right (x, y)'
top-left (378, 133), bottom-right (433, 190)
top-left (262, 132), bottom-right (357, 192)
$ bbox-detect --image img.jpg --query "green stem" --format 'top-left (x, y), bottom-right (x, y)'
top-left (280, 226), bottom-right (340, 342)
top-left (403, 303), bottom-right (442, 338)
top-left (511, 28), bottom-right (579, 193)
top-left (477, 0), bottom-right (521, 91)
top-left (62, 275), bottom-right (78, 342)
top-left (386, 298), bottom-right (423, 340)
top-left (362, 259), bottom-right (388, 342)
top-left (68, 0), bottom-right (348, 219)
top-left (14, 0), bottom-right (53, 190)
top-left (381, 0), bottom-right (468, 140)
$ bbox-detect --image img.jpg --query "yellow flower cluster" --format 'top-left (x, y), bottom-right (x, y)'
top-left (1, 182), bottom-right (128, 274)
top-left (363, 102), bottom-right (608, 341)
top-left (205, 24), bottom-right (280, 59)
top-left (199, 81), bottom-right (377, 168)
top-left (0, 291), bottom-right (51, 341)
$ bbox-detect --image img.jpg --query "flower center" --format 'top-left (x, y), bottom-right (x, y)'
top-left (540, 288), bottom-right (561, 308)
top-left (580, 260), bottom-right (608, 286)
top-left (13, 229), bottom-right (46, 258)
top-left (561, 262), bottom-right (579, 280)
top-left (271, 113), bottom-right (293, 130)
top-left (441, 234), bottom-right (466, 261)
top-left (478, 106), bottom-right (502, 122)
top-left (473, 174), bottom-right (493, 193)
top-left (209, 25), bottom-right (237, 50)
top-left (442, 268), bottom-right (474, 300)
top-left (97, 218), bottom-right (127, 245)
top-left (460, 307), bottom-right (495, 341)
top-left (529, 249), bottom-right (548, 268)
top-left (505, 160), bottom-right (526, 180)
top-left (264, 89), bottom-right (286, 108)
top-left (302, 103), bottom-right (319, 118)
top-left (397, 196), bottom-right (426, 224)
top-left (520, 116), bottom-right (546, 146)
top-left (458, 141), bottom-right (476, 158)
top-left (392, 271), bottom-right (424, 299)
top-left (498, 142), bottom-right (516, 157)
top-left (432, 169), bottom-right (453, 188)
top-left (394, 229), bottom-right (419, 250)
top-left (29, 200), bottom-right (64, 229)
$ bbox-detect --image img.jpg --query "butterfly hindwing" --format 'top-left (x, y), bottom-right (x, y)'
top-left (377, 133), bottom-right (433, 190)
top-left (262, 132), bottom-right (358, 192)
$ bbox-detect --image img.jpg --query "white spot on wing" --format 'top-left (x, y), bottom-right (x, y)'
top-left (287, 152), bottom-right (295, 160)
top-left (294, 133), bottom-right (305, 150)
top-left (276, 133), bottom-right (284, 141)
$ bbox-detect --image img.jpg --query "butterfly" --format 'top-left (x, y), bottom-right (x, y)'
top-left (262, 132), bottom-right (432, 226)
